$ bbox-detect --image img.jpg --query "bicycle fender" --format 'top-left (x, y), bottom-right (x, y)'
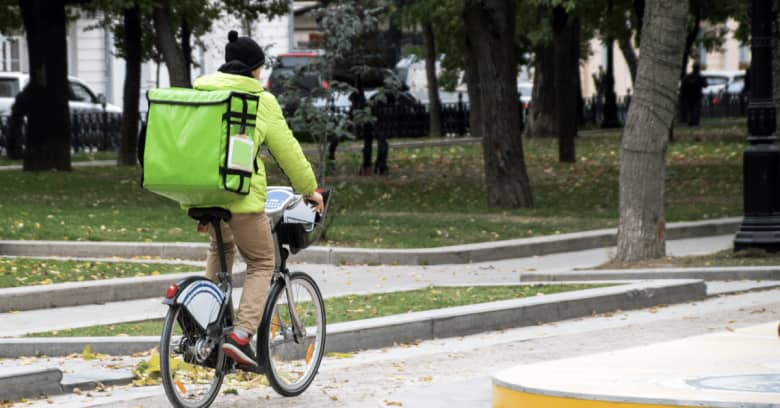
top-left (168, 277), bottom-right (225, 330)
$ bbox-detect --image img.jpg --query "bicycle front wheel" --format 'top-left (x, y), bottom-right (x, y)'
top-left (160, 306), bottom-right (225, 408)
top-left (258, 272), bottom-right (326, 396)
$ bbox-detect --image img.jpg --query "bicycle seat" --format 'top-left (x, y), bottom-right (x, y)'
top-left (187, 207), bottom-right (233, 226)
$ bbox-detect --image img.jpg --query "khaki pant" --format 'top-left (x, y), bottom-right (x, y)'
top-left (206, 212), bottom-right (274, 335)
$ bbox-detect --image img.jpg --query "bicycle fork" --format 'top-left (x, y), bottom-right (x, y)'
top-left (273, 233), bottom-right (307, 343)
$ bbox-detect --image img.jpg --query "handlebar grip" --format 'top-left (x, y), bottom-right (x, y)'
top-left (315, 189), bottom-right (331, 223)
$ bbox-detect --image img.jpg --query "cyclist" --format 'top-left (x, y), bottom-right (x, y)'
top-left (192, 30), bottom-right (324, 366)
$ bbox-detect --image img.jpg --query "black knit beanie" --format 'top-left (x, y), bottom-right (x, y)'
top-left (225, 30), bottom-right (265, 70)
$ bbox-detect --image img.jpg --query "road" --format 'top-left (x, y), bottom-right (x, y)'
top-left (30, 287), bottom-right (780, 408)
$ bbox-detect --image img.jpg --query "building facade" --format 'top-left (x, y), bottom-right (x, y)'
top-left (581, 19), bottom-right (750, 97)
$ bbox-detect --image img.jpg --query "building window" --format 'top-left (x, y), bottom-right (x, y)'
top-left (1, 37), bottom-right (21, 72)
top-left (739, 46), bottom-right (749, 69)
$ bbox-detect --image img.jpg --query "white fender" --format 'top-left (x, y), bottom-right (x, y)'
top-left (175, 280), bottom-right (225, 330)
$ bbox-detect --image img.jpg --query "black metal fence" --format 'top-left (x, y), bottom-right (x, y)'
top-left (0, 92), bottom-right (750, 157)
top-left (582, 95), bottom-right (632, 126)
top-left (581, 93), bottom-right (748, 127)
top-left (700, 93), bottom-right (748, 118)
top-left (0, 112), bottom-right (122, 155)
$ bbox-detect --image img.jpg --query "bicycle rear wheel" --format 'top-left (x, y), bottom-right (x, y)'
top-left (258, 272), bottom-right (326, 396)
top-left (160, 306), bottom-right (226, 408)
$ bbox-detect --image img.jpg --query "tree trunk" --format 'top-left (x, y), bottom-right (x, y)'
top-left (634, 0), bottom-right (645, 32)
top-left (524, 43), bottom-right (556, 138)
top-left (618, 31), bottom-right (638, 82)
top-left (19, 0), bottom-right (71, 171)
top-left (463, 0), bottom-right (533, 208)
top-left (552, 7), bottom-right (579, 162)
top-left (680, 4), bottom-right (701, 80)
top-left (119, 5), bottom-right (142, 166)
top-left (153, 0), bottom-right (190, 88)
top-left (181, 16), bottom-right (192, 83)
top-left (463, 27), bottom-right (481, 138)
top-left (774, 0), bottom-right (780, 133)
top-left (616, 0), bottom-right (689, 262)
top-left (422, 20), bottom-right (442, 138)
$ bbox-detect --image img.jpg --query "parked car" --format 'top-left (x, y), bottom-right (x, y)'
top-left (701, 70), bottom-right (745, 96)
top-left (517, 81), bottom-right (533, 109)
top-left (267, 52), bottom-right (326, 98)
top-left (725, 78), bottom-right (745, 95)
top-left (0, 72), bottom-right (121, 116)
top-left (268, 53), bottom-right (421, 111)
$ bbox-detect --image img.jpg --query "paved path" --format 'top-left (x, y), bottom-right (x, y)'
top-left (0, 235), bottom-right (734, 337)
top-left (21, 287), bottom-right (780, 407)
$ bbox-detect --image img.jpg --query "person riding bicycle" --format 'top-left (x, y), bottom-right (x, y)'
top-left (193, 30), bottom-right (323, 367)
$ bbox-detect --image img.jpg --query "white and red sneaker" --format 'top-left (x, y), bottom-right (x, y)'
top-left (222, 332), bottom-right (257, 366)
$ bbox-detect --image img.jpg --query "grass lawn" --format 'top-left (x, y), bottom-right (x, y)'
top-left (0, 117), bottom-right (745, 248)
top-left (26, 283), bottom-right (605, 337)
top-left (598, 248), bottom-right (780, 270)
top-left (0, 151), bottom-right (116, 166)
top-left (0, 257), bottom-right (200, 288)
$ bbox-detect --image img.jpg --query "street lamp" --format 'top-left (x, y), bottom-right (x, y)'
top-left (734, 0), bottom-right (780, 252)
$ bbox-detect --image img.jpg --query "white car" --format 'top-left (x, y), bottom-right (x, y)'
top-left (517, 82), bottom-right (533, 109)
top-left (700, 70), bottom-right (745, 96)
top-left (0, 72), bottom-right (121, 116)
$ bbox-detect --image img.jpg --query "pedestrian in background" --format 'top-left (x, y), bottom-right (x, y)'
top-left (680, 63), bottom-right (708, 126)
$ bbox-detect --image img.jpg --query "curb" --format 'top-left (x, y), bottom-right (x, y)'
top-left (0, 269), bottom-right (246, 314)
top-left (0, 367), bottom-right (134, 402)
top-left (0, 217), bottom-right (741, 266)
top-left (322, 279), bottom-right (705, 354)
top-left (0, 368), bottom-right (62, 401)
top-left (0, 280), bottom-right (705, 358)
top-left (519, 266), bottom-right (780, 282)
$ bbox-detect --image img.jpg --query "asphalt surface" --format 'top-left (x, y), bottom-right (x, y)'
top-left (16, 288), bottom-right (779, 408)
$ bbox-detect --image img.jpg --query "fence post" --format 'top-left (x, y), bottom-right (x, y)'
top-left (101, 109), bottom-right (109, 150)
top-left (457, 92), bottom-right (465, 137)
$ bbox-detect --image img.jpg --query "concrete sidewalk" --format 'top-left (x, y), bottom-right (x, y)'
top-left (0, 233), bottom-right (737, 313)
top-left (0, 232), bottom-right (766, 404)
top-left (0, 279), bottom-right (707, 358)
top-left (0, 218), bottom-right (742, 265)
top-left (0, 234), bottom-right (735, 326)
top-left (493, 322), bottom-right (780, 407)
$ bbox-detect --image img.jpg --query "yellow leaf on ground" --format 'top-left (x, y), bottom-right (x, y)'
top-left (326, 352), bottom-right (354, 359)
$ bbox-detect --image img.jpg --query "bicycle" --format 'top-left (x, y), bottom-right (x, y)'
top-left (158, 186), bottom-right (330, 408)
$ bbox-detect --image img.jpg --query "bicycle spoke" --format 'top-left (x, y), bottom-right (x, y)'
top-left (161, 307), bottom-right (224, 408)
top-left (262, 273), bottom-right (325, 396)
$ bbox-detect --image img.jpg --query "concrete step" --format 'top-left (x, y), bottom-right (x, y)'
top-left (493, 322), bottom-right (780, 407)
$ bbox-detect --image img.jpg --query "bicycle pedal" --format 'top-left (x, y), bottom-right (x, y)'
top-left (236, 363), bottom-right (265, 375)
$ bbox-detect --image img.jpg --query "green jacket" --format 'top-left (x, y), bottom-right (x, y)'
top-left (191, 72), bottom-right (317, 214)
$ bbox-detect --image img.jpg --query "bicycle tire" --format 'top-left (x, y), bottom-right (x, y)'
top-left (258, 272), bottom-right (326, 396)
top-left (160, 306), bottom-right (226, 408)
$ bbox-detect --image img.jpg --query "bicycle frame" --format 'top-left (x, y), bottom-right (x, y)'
top-left (271, 220), bottom-right (308, 343)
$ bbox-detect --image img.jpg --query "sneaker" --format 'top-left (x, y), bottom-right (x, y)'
top-left (222, 332), bottom-right (257, 366)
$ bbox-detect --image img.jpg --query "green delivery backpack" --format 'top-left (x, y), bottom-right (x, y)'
top-left (140, 88), bottom-right (260, 206)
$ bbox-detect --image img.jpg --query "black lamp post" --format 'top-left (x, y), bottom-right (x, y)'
top-left (734, 0), bottom-right (780, 251)
top-left (601, 0), bottom-right (621, 129)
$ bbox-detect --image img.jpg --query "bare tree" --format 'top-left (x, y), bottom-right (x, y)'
top-left (152, 0), bottom-right (190, 88)
top-left (422, 20), bottom-right (442, 137)
top-left (615, 0), bottom-right (689, 262)
top-left (18, 0), bottom-right (71, 171)
top-left (119, 4), bottom-right (142, 166)
top-left (463, 0), bottom-right (533, 208)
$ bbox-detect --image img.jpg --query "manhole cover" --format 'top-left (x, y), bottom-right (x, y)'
top-left (687, 374), bottom-right (780, 393)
